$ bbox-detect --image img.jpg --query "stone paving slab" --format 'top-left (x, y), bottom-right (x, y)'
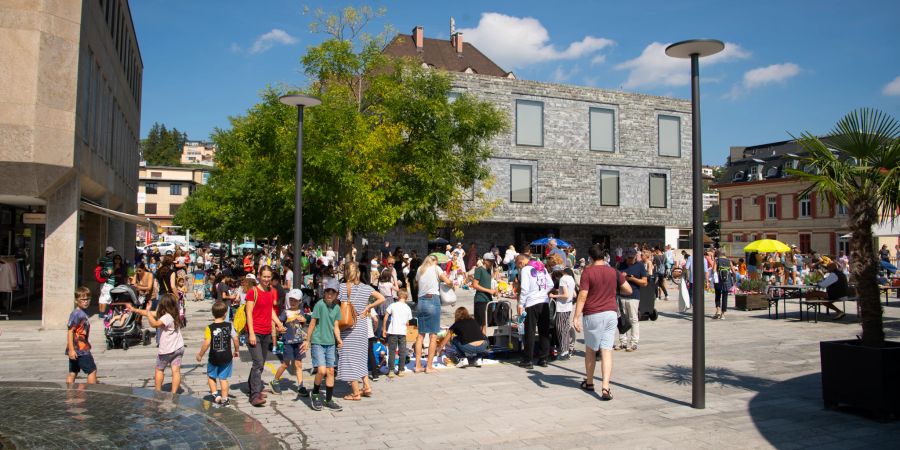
top-left (1, 286), bottom-right (900, 448)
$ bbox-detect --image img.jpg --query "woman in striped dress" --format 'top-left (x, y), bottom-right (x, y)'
top-left (338, 262), bottom-right (385, 401)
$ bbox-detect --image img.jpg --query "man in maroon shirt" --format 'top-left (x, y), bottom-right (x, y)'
top-left (573, 245), bottom-right (631, 401)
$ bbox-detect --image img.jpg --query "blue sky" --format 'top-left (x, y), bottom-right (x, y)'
top-left (131, 0), bottom-right (900, 165)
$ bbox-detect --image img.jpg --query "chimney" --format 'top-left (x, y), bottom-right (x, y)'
top-left (412, 26), bottom-right (424, 51)
top-left (451, 32), bottom-right (463, 54)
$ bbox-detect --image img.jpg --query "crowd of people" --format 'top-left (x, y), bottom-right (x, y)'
top-left (65, 237), bottom-right (892, 410)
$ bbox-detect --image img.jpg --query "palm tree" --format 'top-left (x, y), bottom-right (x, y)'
top-left (789, 108), bottom-right (900, 346)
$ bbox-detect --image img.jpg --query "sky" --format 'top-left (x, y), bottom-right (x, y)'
top-left (130, 0), bottom-right (900, 165)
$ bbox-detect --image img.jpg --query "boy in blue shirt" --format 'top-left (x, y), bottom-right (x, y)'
top-left (302, 279), bottom-right (342, 411)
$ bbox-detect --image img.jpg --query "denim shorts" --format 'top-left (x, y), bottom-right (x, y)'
top-left (281, 342), bottom-right (306, 362)
top-left (583, 311), bottom-right (617, 351)
top-left (155, 347), bottom-right (185, 370)
top-left (68, 354), bottom-right (97, 375)
top-left (207, 361), bottom-right (233, 379)
top-left (416, 295), bottom-right (441, 334)
top-left (310, 343), bottom-right (336, 368)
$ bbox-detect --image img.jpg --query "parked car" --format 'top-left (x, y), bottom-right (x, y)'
top-left (140, 241), bottom-right (177, 255)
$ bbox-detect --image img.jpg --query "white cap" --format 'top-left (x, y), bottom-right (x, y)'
top-left (287, 289), bottom-right (303, 301)
top-left (403, 254), bottom-right (410, 259)
top-left (105, 246), bottom-right (116, 253)
top-left (482, 252), bottom-right (495, 261)
top-left (245, 273), bottom-right (257, 281)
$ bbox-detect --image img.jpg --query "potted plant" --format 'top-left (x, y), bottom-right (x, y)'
top-left (735, 278), bottom-right (769, 310)
top-left (789, 108), bottom-right (900, 418)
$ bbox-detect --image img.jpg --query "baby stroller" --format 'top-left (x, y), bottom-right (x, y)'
top-left (104, 284), bottom-right (151, 350)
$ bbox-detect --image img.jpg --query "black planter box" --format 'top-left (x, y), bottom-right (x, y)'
top-left (820, 339), bottom-right (900, 419)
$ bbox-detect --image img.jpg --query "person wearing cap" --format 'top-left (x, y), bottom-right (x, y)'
top-left (271, 289), bottom-right (309, 397)
top-left (616, 248), bottom-right (648, 352)
top-left (472, 252), bottom-right (499, 335)
top-left (97, 246), bottom-right (117, 313)
top-left (304, 278), bottom-right (344, 411)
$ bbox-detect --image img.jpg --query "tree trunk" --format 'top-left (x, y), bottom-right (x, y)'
top-left (849, 194), bottom-right (884, 346)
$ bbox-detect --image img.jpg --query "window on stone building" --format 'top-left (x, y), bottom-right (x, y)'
top-left (649, 173), bottom-right (667, 208)
top-left (590, 107), bottom-right (615, 152)
top-left (169, 204), bottom-right (181, 216)
top-left (516, 100), bottom-right (543, 147)
top-left (767, 196), bottom-right (777, 219)
top-left (799, 233), bottom-right (811, 254)
top-left (510, 165), bottom-right (532, 203)
top-left (733, 198), bottom-right (743, 220)
top-left (600, 170), bottom-right (619, 206)
top-left (170, 183), bottom-right (182, 195)
top-left (836, 203), bottom-right (848, 216)
top-left (799, 194), bottom-right (811, 218)
top-left (145, 182), bottom-right (157, 194)
top-left (144, 203), bottom-right (156, 215)
top-left (658, 115), bottom-right (681, 157)
top-left (448, 91), bottom-right (461, 103)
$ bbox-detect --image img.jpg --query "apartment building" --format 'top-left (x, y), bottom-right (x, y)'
top-left (138, 166), bottom-right (211, 229)
top-left (180, 140), bottom-right (216, 166)
top-left (375, 26), bottom-right (693, 253)
top-left (0, 0), bottom-right (143, 326)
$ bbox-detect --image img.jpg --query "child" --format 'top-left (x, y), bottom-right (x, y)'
top-left (302, 279), bottom-right (343, 411)
top-left (130, 293), bottom-right (184, 393)
top-left (66, 286), bottom-right (97, 384)
top-left (195, 301), bottom-right (239, 406)
top-left (382, 290), bottom-right (412, 377)
top-left (271, 289), bottom-right (309, 397)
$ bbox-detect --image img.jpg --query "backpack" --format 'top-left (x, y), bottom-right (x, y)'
top-left (208, 322), bottom-right (233, 365)
top-left (94, 265), bottom-right (108, 283)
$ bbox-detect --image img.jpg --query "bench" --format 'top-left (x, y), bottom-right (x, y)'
top-left (803, 296), bottom-right (857, 323)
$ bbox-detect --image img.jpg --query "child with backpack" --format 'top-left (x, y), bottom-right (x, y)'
top-left (196, 301), bottom-right (240, 406)
top-left (129, 293), bottom-right (184, 393)
top-left (271, 289), bottom-right (309, 397)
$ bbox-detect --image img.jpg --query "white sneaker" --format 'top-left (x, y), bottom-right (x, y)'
top-left (455, 358), bottom-right (468, 368)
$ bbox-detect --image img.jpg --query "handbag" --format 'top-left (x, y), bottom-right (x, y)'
top-left (614, 269), bottom-right (632, 334)
top-left (337, 282), bottom-right (358, 330)
top-left (439, 282), bottom-right (457, 306)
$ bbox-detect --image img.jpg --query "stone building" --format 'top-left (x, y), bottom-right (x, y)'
top-left (714, 139), bottom-right (851, 258)
top-left (0, 0), bottom-right (143, 327)
top-left (372, 26), bottom-right (693, 255)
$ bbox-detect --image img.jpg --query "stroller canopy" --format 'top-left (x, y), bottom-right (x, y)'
top-left (109, 284), bottom-right (137, 304)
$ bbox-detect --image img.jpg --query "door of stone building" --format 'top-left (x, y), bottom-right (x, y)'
top-left (591, 234), bottom-right (611, 251)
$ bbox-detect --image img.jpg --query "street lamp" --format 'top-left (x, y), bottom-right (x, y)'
top-left (665, 39), bottom-right (724, 410)
top-left (279, 94), bottom-right (321, 285)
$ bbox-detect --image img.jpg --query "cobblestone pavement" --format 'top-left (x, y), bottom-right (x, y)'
top-left (1, 285), bottom-right (899, 449)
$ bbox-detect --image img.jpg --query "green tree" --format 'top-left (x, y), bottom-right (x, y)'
top-left (141, 122), bottom-right (187, 166)
top-left (789, 108), bottom-right (900, 346)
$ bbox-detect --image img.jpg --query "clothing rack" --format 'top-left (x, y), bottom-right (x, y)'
top-left (0, 255), bottom-right (19, 320)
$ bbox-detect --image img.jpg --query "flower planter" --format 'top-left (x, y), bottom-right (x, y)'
top-left (734, 293), bottom-right (768, 311)
top-left (820, 339), bottom-right (900, 419)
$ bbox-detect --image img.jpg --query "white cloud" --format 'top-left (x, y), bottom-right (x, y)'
top-left (552, 65), bottom-right (580, 83)
top-left (459, 13), bottom-right (614, 69)
top-left (883, 76), bottom-right (900, 96)
top-left (245, 29), bottom-right (298, 54)
top-left (615, 41), bottom-right (750, 89)
top-left (724, 62), bottom-right (801, 99)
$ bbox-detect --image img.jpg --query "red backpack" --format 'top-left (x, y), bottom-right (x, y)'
top-left (94, 265), bottom-right (108, 283)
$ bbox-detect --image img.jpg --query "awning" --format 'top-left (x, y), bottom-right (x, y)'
top-left (874, 221), bottom-right (900, 237)
top-left (80, 201), bottom-right (152, 227)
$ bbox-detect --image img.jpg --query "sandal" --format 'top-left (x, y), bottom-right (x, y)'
top-left (580, 379), bottom-right (595, 392)
top-left (601, 388), bottom-right (613, 401)
top-left (361, 389), bottom-right (373, 398)
top-left (343, 393), bottom-right (361, 401)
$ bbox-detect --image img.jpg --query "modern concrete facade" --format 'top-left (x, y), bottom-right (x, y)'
top-left (374, 28), bottom-right (693, 254)
top-left (138, 165), bottom-right (211, 230)
top-left (0, 0), bottom-right (142, 327)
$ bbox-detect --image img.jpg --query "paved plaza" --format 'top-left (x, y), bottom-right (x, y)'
top-left (1, 288), bottom-right (899, 449)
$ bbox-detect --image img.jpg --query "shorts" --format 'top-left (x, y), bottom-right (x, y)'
top-left (68, 354), bottom-right (97, 375)
top-left (280, 342), bottom-right (306, 362)
top-left (207, 361), bottom-right (233, 379)
top-left (415, 295), bottom-right (441, 334)
top-left (474, 301), bottom-right (488, 327)
top-left (310, 343), bottom-right (336, 368)
top-left (99, 284), bottom-right (113, 305)
top-left (156, 347), bottom-right (185, 370)
top-left (583, 311), bottom-right (617, 351)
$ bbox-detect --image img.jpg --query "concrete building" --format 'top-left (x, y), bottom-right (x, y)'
top-left (375, 26), bottom-right (693, 253)
top-left (0, 0), bottom-right (143, 327)
top-left (714, 139), bottom-right (850, 258)
top-left (138, 165), bottom-right (211, 232)
top-left (180, 140), bottom-right (216, 166)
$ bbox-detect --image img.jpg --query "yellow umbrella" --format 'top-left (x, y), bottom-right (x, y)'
top-left (743, 239), bottom-right (791, 253)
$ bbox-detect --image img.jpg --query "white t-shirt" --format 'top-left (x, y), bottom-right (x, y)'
top-left (158, 313), bottom-right (184, 355)
top-left (520, 264), bottom-right (551, 308)
top-left (416, 265), bottom-right (443, 296)
top-left (555, 274), bottom-right (576, 313)
top-left (385, 302), bottom-right (413, 335)
top-left (284, 270), bottom-right (294, 288)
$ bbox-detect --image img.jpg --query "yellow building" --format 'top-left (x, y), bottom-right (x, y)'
top-left (180, 140), bottom-right (216, 166)
top-left (714, 140), bottom-right (850, 258)
top-left (138, 165), bottom-right (210, 231)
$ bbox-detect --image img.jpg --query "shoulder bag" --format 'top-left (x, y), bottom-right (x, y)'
top-left (614, 269), bottom-right (632, 334)
top-left (337, 282), bottom-right (358, 330)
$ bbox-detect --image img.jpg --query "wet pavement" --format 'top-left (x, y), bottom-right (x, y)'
top-left (0, 381), bottom-right (279, 449)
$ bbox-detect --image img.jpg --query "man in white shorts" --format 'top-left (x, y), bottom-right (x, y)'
top-left (97, 246), bottom-right (117, 313)
top-left (573, 244), bottom-right (631, 401)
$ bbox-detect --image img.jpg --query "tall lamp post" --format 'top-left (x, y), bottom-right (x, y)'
top-left (279, 94), bottom-right (321, 285)
top-left (665, 39), bottom-right (724, 410)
